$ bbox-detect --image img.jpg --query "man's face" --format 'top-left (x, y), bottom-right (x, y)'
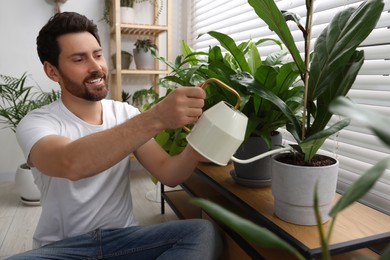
top-left (56, 32), bottom-right (108, 101)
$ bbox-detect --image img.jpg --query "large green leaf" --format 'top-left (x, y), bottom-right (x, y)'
top-left (192, 198), bottom-right (304, 260)
top-left (231, 72), bottom-right (302, 139)
top-left (309, 51), bottom-right (364, 135)
top-left (207, 31), bottom-right (251, 72)
top-left (308, 0), bottom-right (384, 100)
top-left (248, 0), bottom-right (305, 74)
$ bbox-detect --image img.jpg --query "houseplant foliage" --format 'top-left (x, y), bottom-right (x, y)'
top-left (103, 0), bottom-right (164, 25)
top-left (228, 0), bottom-right (384, 164)
top-left (193, 96), bottom-right (390, 260)
top-left (193, 0), bottom-right (387, 258)
top-left (0, 73), bottom-right (60, 132)
top-left (0, 72), bottom-right (60, 204)
top-left (133, 38), bottom-right (158, 70)
top-left (158, 37), bottom-right (303, 148)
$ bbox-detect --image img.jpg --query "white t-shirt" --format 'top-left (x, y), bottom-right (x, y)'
top-left (16, 99), bottom-right (141, 248)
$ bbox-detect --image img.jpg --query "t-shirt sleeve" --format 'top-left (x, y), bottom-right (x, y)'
top-left (16, 110), bottom-right (59, 161)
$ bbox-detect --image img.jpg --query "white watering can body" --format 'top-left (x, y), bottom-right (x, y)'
top-left (186, 101), bottom-right (248, 166)
top-left (186, 78), bottom-right (292, 166)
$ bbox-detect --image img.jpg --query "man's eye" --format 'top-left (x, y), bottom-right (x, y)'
top-left (72, 57), bottom-right (83, 62)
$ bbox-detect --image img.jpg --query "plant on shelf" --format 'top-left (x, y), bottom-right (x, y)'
top-left (193, 96), bottom-right (390, 260)
top-left (121, 90), bottom-right (131, 104)
top-left (133, 39), bottom-right (159, 70)
top-left (134, 38), bottom-right (158, 53)
top-left (0, 72), bottom-right (60, 205)
top-left (157, 34), bottom-right (303, 182)
top-left (111, 50), bottom-right (133, 70)
top-left (191, 0), bottom-right (388, 258)
top-left (103, 0), bottom-right (164, 25)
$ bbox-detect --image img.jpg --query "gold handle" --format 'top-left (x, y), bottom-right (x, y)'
top-left (183, 78), bottom-right (241, 133)
top-left (199, 78), bottom-right (241, 109)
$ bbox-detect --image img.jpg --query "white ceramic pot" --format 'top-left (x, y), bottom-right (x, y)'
top-left (15, 163), bottom-right (41, 206)
top-left (133, 49), bottom-right (155, 70)
top-left (120, 7), bottom-right (136, 24)
top-left (271, 154), bottom-right (338, 225)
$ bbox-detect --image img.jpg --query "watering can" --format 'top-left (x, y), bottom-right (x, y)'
top-left (185, 78), bottom-right (291, 166)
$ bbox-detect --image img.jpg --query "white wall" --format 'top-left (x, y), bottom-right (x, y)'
top-left (0, 0), bottom-right (186, 182)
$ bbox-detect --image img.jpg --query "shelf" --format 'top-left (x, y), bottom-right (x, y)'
top-left (111, 24), bottom-right (169, 36)
top-left (111, 69), bottom-right (169, 75)
top-left (162, 189), bottom-right (202, 219)
top-left (108, 0), bottom-right (172, 101)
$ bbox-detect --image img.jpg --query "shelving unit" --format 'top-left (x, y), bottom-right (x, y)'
top-left (108, 0), bottom-right (171, 101)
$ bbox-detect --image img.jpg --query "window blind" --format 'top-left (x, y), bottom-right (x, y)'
top-left (188, 0), bottom-right (390, 214)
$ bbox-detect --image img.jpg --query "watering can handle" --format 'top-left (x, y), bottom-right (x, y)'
top-left (199, 78), bottom-right (241, 109)
top-left (183, 78), bottom-right (241, 133)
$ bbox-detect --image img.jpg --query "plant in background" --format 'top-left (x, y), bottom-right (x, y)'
top-left (103, 0), bottom-right (164, 24)
top-left (121, 90), bottom-right (131, 104)
top-left (134, 39), bottom-right (158, 54)
top-left (0, 72), bottom-right (60, 132)
top-left (131, 86), bottom-right (158, 112)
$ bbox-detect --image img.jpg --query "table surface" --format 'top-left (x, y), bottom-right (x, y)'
top-left (194, 162), bottom-right (390, 258)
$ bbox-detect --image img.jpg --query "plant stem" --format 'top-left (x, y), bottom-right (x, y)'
top-left (301, 0), bottom-right (314, 140)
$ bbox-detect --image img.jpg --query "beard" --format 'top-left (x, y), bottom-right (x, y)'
top-left (59, 70), bottom-right (109, 101)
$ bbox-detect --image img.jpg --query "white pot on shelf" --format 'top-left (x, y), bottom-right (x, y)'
top-left (133, 49), bottom-right (155, 70)
top-left (120, 7), bottom-right (136, 24)
top-left (271, 153), bottom-right (338, 225)
top-left (15, 163), bottom-right (41, 206)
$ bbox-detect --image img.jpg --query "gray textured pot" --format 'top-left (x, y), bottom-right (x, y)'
top-left (232, 131), bottom-right (282, 183)
top-left (272, 153), bottom-right (339, 225)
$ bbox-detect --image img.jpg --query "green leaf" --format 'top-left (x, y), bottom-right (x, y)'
top-left (231, 72), bottom-right (301, 139)
top-left (299, 119), bottom-right (350, 162)
top-left (207, 31), bottom-right (251, 72)
top-left (329, 158), bottom-right (390, 217)
top-left (308, 0), bottom-right (384, 100)
top-left (192, 198), bottom-right (304, 260)
top-left (248, 0), bottom-right (305, 74)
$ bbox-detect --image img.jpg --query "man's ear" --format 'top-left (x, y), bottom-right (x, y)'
top-left (43, 61), bottom-right (60, 82)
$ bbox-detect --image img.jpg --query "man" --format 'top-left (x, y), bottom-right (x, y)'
top-left (10, 12), bottom-right (221, 259)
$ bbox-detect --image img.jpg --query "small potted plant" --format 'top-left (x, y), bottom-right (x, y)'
top-left (133, 39), bottom-right (158, 70)
top-left (0, 72), bottom-right (60, 205)
top-left (104, 0), bottom-right (164, 25)
top-left (111, 50), bottom-right (133, 70)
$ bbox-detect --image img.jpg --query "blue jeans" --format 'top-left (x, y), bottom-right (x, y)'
top-left (7, 219), bottom-right (222, 260)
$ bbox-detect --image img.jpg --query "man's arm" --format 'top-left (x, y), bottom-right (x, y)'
top-left (28, 87), bottom-right (205, 181)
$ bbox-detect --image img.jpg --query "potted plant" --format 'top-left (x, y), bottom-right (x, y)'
top-left (104, 0), bottom-right (164, 25)
top-left (210, 0), bottom-right (383, 225)
top-left (158, 37), bottom-right (303, 184)
top-left (133, 38), bottom-right (158, 70)
top-left (111, 50), bottom-right (133, 70)
top-left (0, 72), bottom-right (60, 205)
top-left (193, 96), bottom-right (390, 260)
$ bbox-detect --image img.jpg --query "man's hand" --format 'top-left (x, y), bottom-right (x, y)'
top-left (151, 86), bottom-right (205, 130)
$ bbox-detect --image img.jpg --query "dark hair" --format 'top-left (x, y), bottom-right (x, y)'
top-left (36, 12), bottom-right (101, 67)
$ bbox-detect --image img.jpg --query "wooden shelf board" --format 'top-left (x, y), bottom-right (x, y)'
top-left (111, 24), bottom-right (168, 36)
top-left (111, 69), bottom-right (169, 75)
top-left (162, 190), bottom-right (201, 219)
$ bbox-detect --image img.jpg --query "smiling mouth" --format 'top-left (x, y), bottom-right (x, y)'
top-left (85, 77), bottom-right (105, 87)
